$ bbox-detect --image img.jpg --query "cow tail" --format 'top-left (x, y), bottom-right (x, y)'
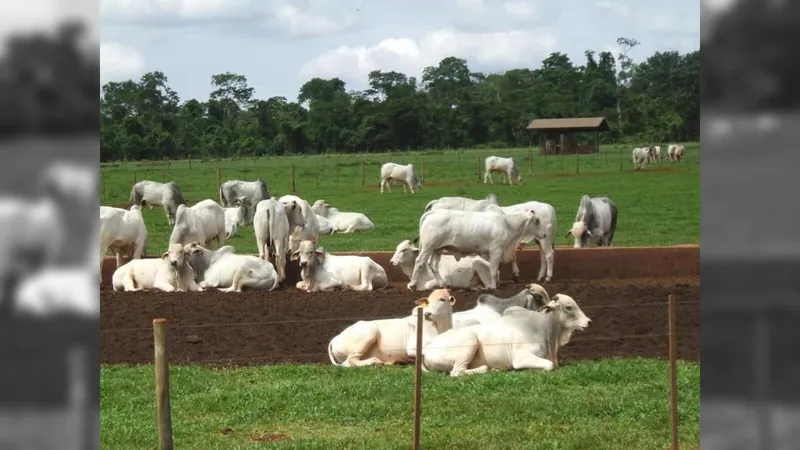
top-left (129, 185), bottom-right (137, 206)
top-left (218, 184), bottom-right (225, 206)
top-left (327, 339), bottom-right (341, 366)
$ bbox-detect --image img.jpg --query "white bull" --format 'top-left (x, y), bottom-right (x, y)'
top-left (311, 200), bottom-right (374, 233)
top-left (99, 205), bottom-right (147, 273)
top-left (291, 240), bottom-right (388, 292)
top-left (632, 147), bottom-right (649, 169)
top-left (452, 284), bottom-right (550, 329)
top-left (410, 209), bottom-right (547, 290)
top-left (278, 195), bottom-right (320, 253)
top-left (218, 179), bottom-right (269, 222)
top-left (424, 193), bottom-right (499, 213)
top-left (183, 242), bottom-right (279, 292)
top-left (129, 180), bottom-right (186, 226)
top-left (390, 239), bottom-right (492, 290)
top-left (111, 243), bottom-right (202, 292)
top-left (380, 162), bottom-right (422, 194)
top-left (327, 289), bottom-right (456, 367)
top-left (254, 198), bottom-right (306, 283)
top-left (422, 294), bottom-right (591, 376)
top-left (500, 200), bottom-right (556, 282)
top-left (484, 156), bottom-right (521, 185)
top-left (168, 200), bottom-right (226, 249)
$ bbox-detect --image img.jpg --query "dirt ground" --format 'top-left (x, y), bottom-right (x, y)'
top-left (101, 276), bottom-right (700, 366)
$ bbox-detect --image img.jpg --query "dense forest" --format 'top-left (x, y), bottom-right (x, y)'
top-left (100, 37), bottom-right (699, 161)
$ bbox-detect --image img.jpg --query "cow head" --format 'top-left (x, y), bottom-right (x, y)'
top-left (565, 221), bottom-right (590, 248)
top-left (524, 283), bottom-right (551, 309)
top-left (162, 243), bottom-right (187, 269)
top-left (414, 288), bottom-right (456, 322)
top-left (390, 239), bottom-right (419, 267)
top-left (537, 294), bottom-right (592, 331)
top-left (290, 240), bottom-right (323, 269)
top-left (521, 210), bottom-right (547, 240)
top-left (283, 200), bottom-right (307, 230)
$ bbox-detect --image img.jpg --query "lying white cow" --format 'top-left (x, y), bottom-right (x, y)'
top-left (168, 200), bottom-right (226, 249)
top-left (311, 200), bottom-right (374, 233)
top-left (129, 180), bottom-right (186, 226)
top-left (218, 179), bottom-right (270, 215)
top-left (390, 239), bottom-right (492, 290)
top-left (254, 198), bottom-right (306, 283)
top-left (648, 145), bottom-right (662, 163)
top-left (278, 195), bottom-right (320, 253)
top-left (632, 147), bottom-right (649, 169)
top-left (566, 195), bottom-right (618, 248)
top-left (327, 289), bottom-right (456, 367)
top-left (316, 214), bottom-right (334, 235)
top-left (112, 243), bottom-right (202, 292)
top-left (13, 268), bottom-right (98, 318)
top-left (500, 201), bottom-right (556, 282)
top-left (410, 209), bottom-right (547, 290)
top-left (380, 162), bottom-right (422, 194)
top-left (484, 156), bottom-right (522, 185)
top-left (291, 240), bottom-right (388, 292)
top-left (223, 196), bottom-right (251, 238)
top-left (452, 284), bottom-right (550, 329)
top-left (422, 294), bottom-right (591, 376)
top-left (183, 242), bottom-right (279, 292)
top-left (424, 193), bottom-right (499, 213)
top-left (99, 205), bottom-right (148, 272)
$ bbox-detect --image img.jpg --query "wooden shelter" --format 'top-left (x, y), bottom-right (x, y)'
top-left (526, 117), bottom-right (610, 155)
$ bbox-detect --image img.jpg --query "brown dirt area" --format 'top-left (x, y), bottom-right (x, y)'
top-left (100, 276), bottom-right (699, 367)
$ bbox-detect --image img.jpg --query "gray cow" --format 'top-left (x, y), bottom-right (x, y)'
top-left (565, 195), bottom-right (618, 248)
top-left (218, 179), bottom-right (270, 224)
top-left (129, 180), bottom-right (186, 226)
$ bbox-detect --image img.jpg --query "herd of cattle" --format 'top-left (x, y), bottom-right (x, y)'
top-left (632, 144), bottom-right (687, 170)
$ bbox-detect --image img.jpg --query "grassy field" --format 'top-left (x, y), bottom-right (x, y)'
top-left (100, 359), bottom-right (700, 449)
top-left (99, 143), bottom-right (700, 253)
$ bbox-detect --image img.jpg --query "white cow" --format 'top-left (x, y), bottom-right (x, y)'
top-left (424, 193), bottom-right (499, 213)
top-left (223, 196), bottom-right (251, 238)
top-left (500, 201), bottom-right (556, 282)
top-left (218, 179), bottom-right (269, 222)
top-left (632, 147), bottom-right (649, 169)
top-left (168, 200), bottom-right (226, 249)
top-left (129, 180), bottom-right (186, 226)
top-left (390, 239), bottom-right (492, 290)
top-left (13, 268), bottom-right (98, 318)
top-left (316, 215), bottom-right (334, 235)
top-left (254, 198), bottom-right (306, 283)
top-left (183, 242), bottom-right (279, 292)
top-left (648, 145), bottom-right (662, 163)
top-left (311, 200), bottom-right (374, 233)
top-left (327, 289), bottom-right (456, 367)
top-left (379, 162), bottom-right (422, 194)
top-left (566, 195), bottom-right (618, 248)
top-left (290, 240), bottom-right (388, 292)
top-left (667, 144), bottom-right (686, 162)
top-left (278, 195), bottom-right (320, 253)
top-left (409, 209), bottom-right (547, 290)
top-left (452, 284), bottom-right (550, 329)
top-left (111, 243), bottom-right (202, 292)
top-left (422, 294), bottom-right (591, 376)
top-left (99, 205), bottom-right (148, 272)
top-left (484, 156), bottom-right (522, 185)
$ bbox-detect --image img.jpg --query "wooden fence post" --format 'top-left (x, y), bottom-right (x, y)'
top-left (421, 158), bottom-right (426, 183)
top-left (476, 156), bottom-right (481, 183)
top-left (153, 319), bottom-right (174, 450)
top-left (618, 146), bottom-right (623, 172)
top-left (361, 159), bottom-right (365, 186)
top-left (336, 163), bottom-right (340, 186)
top-left (528, 148), bottom-right (533, 175)
top-left (291, 164), bottom-right (296, 193)
top-left (413, 308), bottom-right (423, 450)
top-left (575, 151), bottom-right (579, 174)
top-left (668, 295), bottom-right (679, 450)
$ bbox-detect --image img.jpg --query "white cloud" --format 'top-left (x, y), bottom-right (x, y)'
top-left (100, 42), bottom-right (146, 82)
top-left (300, 28), bottom-right (558, 84)
top-left (503, 2), bottom-right (538, 21)
top-left (596, 0), bottom-right (631, 17)
top-left (276, 5), bottom-right (356, 37)
top-left (101, 0), bottom-right (261, 22)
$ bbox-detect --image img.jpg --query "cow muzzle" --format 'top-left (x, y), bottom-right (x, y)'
top-left (298, 261), bottom-right (308, 268)
top-left (423, 312), bottom-right (432, 321)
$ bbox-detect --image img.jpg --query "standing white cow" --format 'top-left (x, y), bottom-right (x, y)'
top-left (253, 198), bottom-right (306, 283)
top-left (410, 209), bottom-right (548, 290)
top-left (648, 145), bottom-right (662, 163)
top-left (290, 240), bottom-right (388, 292)
top-left (422, 294), bottom-right (591, 376)
top-left (390, 239), bottom-right (492, 290)
top-left (632, 147), bottom-right (649, 169)
top-left (424, 193), bottom-right (499, 213)
top-left (500, 201), bottom-right (556, 282)
top-left (484, 156), bottom-right (522, 185)
top-left (129, 180), bottom-right (186, 226)
top-left (278, 195), bottom-right (320, 253)
top-left (111, 243), bottom-right (202, 292)
top-left (667, 144), bottom-right (686, 162)
top-left (452, 284), bottom-right (550, 329)
top-left (168, 200), bottom-right (226, 249)
top-left (327, 289), bottom-right (456, 367)
top-left (379, 163), bottom-right (422, 194)
top-left (218, 179), bottom-right (270, 221)
top-left (99, 205), bottom-right (148, 272)
top-left (183, 242), bottom-right (280, 292)
top-left (223, 196), bottom-right (251, 238)
top-left (566, 195), bottom-right (618, 248)
top-left (311, 200), bottom-right (374, 233)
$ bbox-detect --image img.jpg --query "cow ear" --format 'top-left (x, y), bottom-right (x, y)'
top-left (585, 230), bottom-right (592, 237)
top-left (415, 297), bottom-right (429, 306)
top-left (161, 251), bottom-right (170, 259)
top-left (537, 305), bottom-right (554, 313)
top-left (448, 296), bottom-right (456, 305)
top-left (565, 231), bottom-right (572, 238)
top-left (289, 251), bottom-right (300, 261)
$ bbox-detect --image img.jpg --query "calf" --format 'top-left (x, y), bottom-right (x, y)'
top-left (184, 242), bottom-right (279, 292)
top-left (484, 156), bottom-right (521, 185)
top-left (168, 200), bottom-right (226, 249)
top-left (566, 195), bottom-right (618, 248)
top-left (311, 200), bottom-right (374, 233)
top-left (452, 283), bottom-right (550, 328)
top-left (327, 289), bottom-right (456, 367)
top-left (99, 205), bottom-right (147, 272)
top-left (290, 240), bottom-right (388, 292)
top-left (390, 239), bottom-right (492, 290)
top-left (112, 243), bottom-right (202, 292)
top-left (380, 162), bottom-right (422, 194)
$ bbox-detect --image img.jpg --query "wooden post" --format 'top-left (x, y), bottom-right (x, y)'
top-left (291, 164), bottom-right (296, 193)
top-left (133, 170), bottom-right (137, 185)
top-left (476, 156), bottom-right (481, 183)
top-left (575, 151), bottom-right (579, 174)
top-left (336, 163), bottom-right (340, 186)
top-left (361, 159), bottom-right (365, 186)
top-left (216, 168), bottom-right (221, 194)
top-left (755, 306), bottom-right (772, 450)
top-left (619, 145), bottom-right (623, 171)
top-left (413, 308), bottom-right (423, 450)
top-left (188, 157), bottom-right (192, 170)
top-left (528, 148), bottom-right (533, 175)
top-left (421, 158), bottom-right (426, 183)
top-left (667, 295), bottom-right (679, 450)
top-left (153, 319), bottom-right (174, 450)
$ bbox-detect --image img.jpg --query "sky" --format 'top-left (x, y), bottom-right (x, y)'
top-left (95, 0), bottom-right (701, 103)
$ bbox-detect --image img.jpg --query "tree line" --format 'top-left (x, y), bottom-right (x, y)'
top-left (100, 37), bottom-right (699, 162)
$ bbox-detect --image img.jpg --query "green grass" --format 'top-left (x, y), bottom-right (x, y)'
top-left (101, 359), bottom-right (700, 449)
top-left (100, 144), bottom-right (700, 253)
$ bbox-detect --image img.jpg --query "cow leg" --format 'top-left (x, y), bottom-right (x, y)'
top-left (455, 365), bottom-right (491, 377)
top-left (511, 351), bottom-right (555, 371)
top-left (219, 266), bottom-right (251, 293)
top-left (352, 265), bottom-right (374, 291)
top-left (274, 239), bottom-right (287, 283)
top-left (380, 179), bottom-right (385, 193)
top-left (447, 333), bottom-right (482, 376)
top-left (486, 253), bottom-right (501, 289)
top-left (163, 204), bottom-right (172, 225)
top-left (408, 248), bottom-right (432, 290)
top-left (153, 279), bottom-right (175, 293)
top-left (471, 259), bottom-right (493, 290)
top-left (427, 253), bottom-right (446, 286)
top-left (483, 171), bottom-right (490, 184)
top-left (122, 272), bottom-right (138, 292)
top-left (511, 255), bottom-right (520, 282)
